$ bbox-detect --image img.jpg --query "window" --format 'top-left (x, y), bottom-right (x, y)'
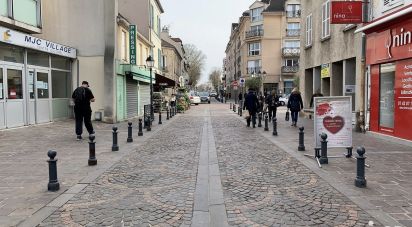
top-left (251, 25), bottom-right (263, 32)
top-left (121, 30), bottom-right (127, 61)
top-left (284, 40), bottom-right (300, 48)
top-left (150, 4), bottom-right (154, 29)
top-left (158, 49), bottom-right (162, 69)
top-left (52, 70), bottom-right (71, 98)
top-left (27, 50), bottom-right (49, 67)
top-left (0, 69), bottom-right (3, 99)
top-left (287, 23), bottom-right (300, 30)
top-left (249, 43), bottom-right (261, 56)
top-left (36, 72), bottom-right (49, 99)
top-left (287, 23), bottom-right (300, 36)
top-left (139, 44), bottom-right (143, 65)
top-left (0, 0), bottom-right (7, 16)
top-left (379, 63), bottom-right (395, 128)
top-left (251, 7), bottom-right (263, 22)
top-left (162, 55), bottom-right (167, 69)
top-left (247, 60), bottom-right (261, 74)
top-left (51, 55), bottom-right (70, 70)
top-left (284, 81), bottom-right (294, 95)
top-left (383, 0), bottom-right (404, 12)
top-left (157, 16), bottom-right (161, 35)
top-left (12, 0), bottom-right (41, 27)
top-left (286, 4), bottom-right (301, 17)
top-left (322, 0), bottom-right (331, 39)
top-left (306, 14), bottom-right (313, 46)
top-left (0, 42), bottom-right (24, 63)
top-left (284, 59), bottom-right (299, 66)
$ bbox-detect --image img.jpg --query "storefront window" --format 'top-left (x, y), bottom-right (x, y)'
top-left (28, 50), bottom-right (49, 67)
top-left (0, 69), bottom-right (3, 99)
top-left (380, 63), bottom-right (395, 128)
top-left (37, 72), bottom-right (49, 98)
top-left (0, 43), bottom-right (24, 63)
top-left (51, 55), bottom-right (70, 70)
top-left (0, 0), bottom-right (8, 16)
top-left (51, 70), bottom-right (71, 98)
top-left (7, 69), bottom-right (23, 99)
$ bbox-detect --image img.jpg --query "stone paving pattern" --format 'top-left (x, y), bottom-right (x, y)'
top-left (210, 106), bottom-right (379, 226)
top-left (39, 117), bottom-right (203, 226)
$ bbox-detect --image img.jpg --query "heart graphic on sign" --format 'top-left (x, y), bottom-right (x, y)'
top-left (323, 116), bottom-right (345, 134)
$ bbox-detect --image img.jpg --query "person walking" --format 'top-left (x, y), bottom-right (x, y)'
top-left (265, 90), bottom-right (279, 121)
top-left (72, 81), bottom-right (95, 140)
top-left (287, 87), bottom-right (303, 127)
top-left (243, 88), bottom-right (259, 128)
top-left (310, 88), bottom-right (323, 108)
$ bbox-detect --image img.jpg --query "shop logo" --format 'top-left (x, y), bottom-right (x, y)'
top-left (385, 27), bottom-right (412, 59)
top-left (3, 30), bottom-right (11, 42)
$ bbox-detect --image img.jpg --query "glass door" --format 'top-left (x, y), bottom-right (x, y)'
top-left (4, 67), bottom-right (25, 128)
top-left (28, 68), bottom-right (51, 124)
top-left (0, 67), bottom-right (5, 129)
top-left (379, 63), bottom-right (395, 131)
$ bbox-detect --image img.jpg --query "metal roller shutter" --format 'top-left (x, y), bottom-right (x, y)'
top-left (126, 77), bottom-right (138, 118)
top-left (139, 83), bottom-right (151, 116)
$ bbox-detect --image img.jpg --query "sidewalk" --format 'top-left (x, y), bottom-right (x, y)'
top-left (0, 115), bottom-right (173, 227)
top-left (230, 105), bottom-right (412, 227)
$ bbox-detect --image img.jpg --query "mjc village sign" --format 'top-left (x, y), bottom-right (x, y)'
top-left (331, 1), bottom-right (363, 24)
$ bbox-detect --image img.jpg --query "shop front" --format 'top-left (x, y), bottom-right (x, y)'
top-left (0, 26), bottom-right (76, 129)
top-left (364, 14), bottom-right (412, 141)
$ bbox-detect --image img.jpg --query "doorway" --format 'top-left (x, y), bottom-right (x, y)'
top-left (0, 65), bottom-right (25, 128)
top-left (27, 68), bottom-right (52, 124)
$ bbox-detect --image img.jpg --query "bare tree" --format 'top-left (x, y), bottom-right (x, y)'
top-left (208, 68), bottom-right (221, 92)
top-left (184, 44), bottom-right (206, 87)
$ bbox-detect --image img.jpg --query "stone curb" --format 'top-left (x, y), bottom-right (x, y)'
top-left (17, 114), bottom-right (181, 227)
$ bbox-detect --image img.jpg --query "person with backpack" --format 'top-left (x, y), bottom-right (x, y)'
top-left (265, 90), bottom-right (279, 121)
top-left (287, 87), bottom-right (304, 127)
top-left (243, 88), bottom-right (259, 128)
top-left (72, 81), bottom-right (95, 140)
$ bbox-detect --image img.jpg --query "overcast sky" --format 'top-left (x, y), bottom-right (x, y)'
top-left (161, 0), bottom-right (253, 84)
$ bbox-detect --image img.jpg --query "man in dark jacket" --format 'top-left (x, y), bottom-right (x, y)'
top-left (243, 88), bottom-right (259, 128)
top-left (72, 81), bottom-right (95, 140)
top-left (287, 88), bottom-right (304, 127)
top-left (265, 90), bottom-right (279, 121)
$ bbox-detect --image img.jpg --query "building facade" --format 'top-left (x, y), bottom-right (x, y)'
top-left (299, 0), bottom-right (364, 128)
top-left (32, 0), bottom-right (164, 123)
top-left (0, 0), bottom-right (77, 129)
top-left (357, 1), bottom-right (412, 141)
top-left (224, 0), bottom-right (301, 97)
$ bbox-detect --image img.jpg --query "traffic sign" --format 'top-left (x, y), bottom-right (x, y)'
top-left (239, 78), bottom-right (245, 87)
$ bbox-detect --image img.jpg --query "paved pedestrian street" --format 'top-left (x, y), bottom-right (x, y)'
top-left (33, 103), bottom-right (381, 227)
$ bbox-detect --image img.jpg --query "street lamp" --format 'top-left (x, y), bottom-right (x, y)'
top-left (146, 55), bottom-right (154, 121)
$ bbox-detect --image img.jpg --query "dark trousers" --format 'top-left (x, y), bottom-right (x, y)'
top-left (291, 111), bottom-right (299, 123)
top-left (247, 110), bottom-right (257, 127)
top-left (268, 106), bottom-right (277, 120)
top-left (74, 107), bottom-right (94, 136)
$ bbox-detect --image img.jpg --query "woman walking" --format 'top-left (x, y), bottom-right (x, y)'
top-left (287, 87), bottom-right (303, 127)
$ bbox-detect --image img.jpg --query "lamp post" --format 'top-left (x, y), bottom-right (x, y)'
top-left (146, 56), bottom-right (154, 121)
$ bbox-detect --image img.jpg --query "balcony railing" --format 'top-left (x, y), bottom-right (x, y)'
top-left (282, 47), bottom-right (300, 57)
top-left (286, 10), bottom-right (301, 18)
top-left (245, 30), bottom-right (264, 39)
top-left (281, 65), bottom-right (299, 73)
top-left (247, 67), bottom-right (262, 74)
top-left (286, 29), bottom-right (300, 37)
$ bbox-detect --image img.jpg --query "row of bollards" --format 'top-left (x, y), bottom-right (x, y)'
top-left (47, 108), bottom-right (176, 192)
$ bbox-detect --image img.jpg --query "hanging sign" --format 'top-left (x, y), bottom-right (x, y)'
top-left (129, 25), bottom-right (137, 65)
top-left (321, 63), bottom-right (330, 78)
top-left (331, 1), bottom-right (363, 24)
top-left (314, 96), bottom-right (352, 148)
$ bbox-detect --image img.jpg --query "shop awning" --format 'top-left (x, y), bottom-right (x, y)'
top-left (155, 74), bottom-right (175, 87)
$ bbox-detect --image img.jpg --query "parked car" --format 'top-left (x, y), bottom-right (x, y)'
top-left (279, 94), bottom-right (289, 106)
top-left (189, 91), bottom-right (201, 105)
top-left (198, 92), bottom-right (210, 104)
top-left (210, 91), bottom-right (217, 97)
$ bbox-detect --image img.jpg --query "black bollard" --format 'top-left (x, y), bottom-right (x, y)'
top-left (258, 113), bottom-right (262, 127)
top-left (230, 103), bottom-right (232, 110)
top-left (88, 135), bottom-right (97, 165)
top-left (167, 108), bottom-right (170, 120)
top-left (147, 117), bottom-right (151, 131)
top-left (272, 117), bottom-right (278, 136)
top-left (264, 114), bottom-right (269, 131)
top-left (355, 147), bottom-right (367, 188)
top-left (319, 133), bottom-right (328, 164)
top-left (112, 126), bottom-right (119, 151)
top-left (127, 122), bottom-right (133, 143)
top-left (239, 106), bottom-right (243, 117)
top-left (159, 111), bottom-right (162, 125)
top-left (138, 119), bottom-right (143, 136)
top-left (346, 147), bottom-right (353, 158)
top-left (315, 147), bottom-right (321, 158)
top-left (47, 150), bottom-right (60, 191)
top-left (298, 127), bottom-right (305, 151)
top-left (233, 104), bottom-right (236, 112)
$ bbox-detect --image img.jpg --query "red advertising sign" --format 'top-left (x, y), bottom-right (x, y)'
top-left (331, 1), bottom-right (363, 24)
top-left (394, 59), bottom-right (412, 140)
top-left (366, 17), bottom-right (412, 65)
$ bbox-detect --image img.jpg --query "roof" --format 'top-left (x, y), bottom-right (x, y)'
top-left (264, 0), bottom-right (285, 12)
top-left (154, 0), bottom-right (164, 13)
top-left (171, 38), bottom-right (182, 43)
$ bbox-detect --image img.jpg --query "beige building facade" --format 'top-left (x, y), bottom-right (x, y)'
top-left (224, 0), bottom-right (301, 97)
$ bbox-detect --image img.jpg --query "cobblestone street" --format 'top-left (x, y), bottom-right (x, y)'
top-left (33, 103), bottom-right (382, 226)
